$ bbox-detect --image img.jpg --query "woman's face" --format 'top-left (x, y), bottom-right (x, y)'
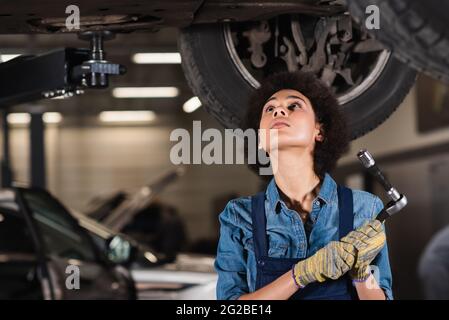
top-left (259, 89), bottom-right (323, 153)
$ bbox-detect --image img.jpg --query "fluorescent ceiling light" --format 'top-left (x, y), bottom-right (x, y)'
top-left (7, 113), bottom-right (30, 124)
top-left (7, 112), bottom-right (62, 125)
top-left (183, 96), bottom-right (202, 113)
top-left (112, 87), bottom-right (179, 98)
top-left (99, 110), bottom-right (156, 123)
top-left (43, 112), bottom-right (62, 124)
top-left (0, 54), bottom-right (20, 62)
top-left (132, 52), bottom-right (181, 64)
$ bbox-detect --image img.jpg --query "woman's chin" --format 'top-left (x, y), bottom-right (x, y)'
top-left (267, 142), bottom-right (310, 153)
top-left (274, 137), bottom-right (311, 149)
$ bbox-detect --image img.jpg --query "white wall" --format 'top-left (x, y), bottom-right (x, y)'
top-left (340, 85), bottom-right (449, 165)
top-left (4, 111), bottom-right (262, 244)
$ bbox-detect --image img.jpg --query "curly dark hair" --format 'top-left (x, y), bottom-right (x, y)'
top-left (242, 71), bottom-right (350, 179)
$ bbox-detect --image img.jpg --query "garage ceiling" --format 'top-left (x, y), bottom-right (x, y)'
top-left (0, 1), bottom-right (346, 120)
top-left (0, 1), bottom-right (343, 34)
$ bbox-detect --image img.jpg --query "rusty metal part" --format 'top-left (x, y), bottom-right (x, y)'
top-left (353, 38), bottom-right (386, 53)
top-left (192, 1), bottom-right (346, 24)
top-left (0, 1), bottom-right (346, 34)
top-left (291, 17), bottom-right (308, 66)
top-left (301, 17), bottom-right (335, 73)
top-left (280, 36), bottom-right (299, 72)
top-left (225, 11), bottom-right (389, 104)
top-left (243, 21), bottom-right (271, 68)
top-left (28, 15), bottom-right (163, 33)
top-left (337, 14), bottom-right (352, 42)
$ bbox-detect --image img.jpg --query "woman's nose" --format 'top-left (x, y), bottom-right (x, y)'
top-left (273, 107), bottom-right (287, 118)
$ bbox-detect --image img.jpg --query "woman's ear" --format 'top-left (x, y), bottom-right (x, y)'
top-left (315, 123), bottom-right (324, 142)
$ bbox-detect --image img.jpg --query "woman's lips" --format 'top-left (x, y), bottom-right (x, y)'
top-left (270, 121), bottom-right (290, 129)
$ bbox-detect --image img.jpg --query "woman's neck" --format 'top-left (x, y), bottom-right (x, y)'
top-left (272, 148), bottom-right (321, 213)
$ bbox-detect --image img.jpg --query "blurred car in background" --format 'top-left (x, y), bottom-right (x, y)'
top-left (131, 253), bottom-right (216, 300)
top-left (0, 186), bottom-right (216, 300)
top-left (0, 187), bottom-right (135, 300)
top-left (73, 202), bottom-right (217, 300)
top-left (83, 167), bottom-right (188, 262)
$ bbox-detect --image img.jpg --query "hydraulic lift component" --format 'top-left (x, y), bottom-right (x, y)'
top-left (74, 30), bottom-right (126, 88)
top-left (0, 31), bottom-right (125, 107)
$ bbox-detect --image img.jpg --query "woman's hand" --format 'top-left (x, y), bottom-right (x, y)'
top-left (292, 241), bottom-right (356, 287)
top-left (239, 240), bottom-right (356, 300)
top-left (340, 220), bottom-right (386, 281)
top-left (239, 222), bottom-right (386, 300)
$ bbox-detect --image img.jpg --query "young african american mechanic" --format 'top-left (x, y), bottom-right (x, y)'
top-left (214, 71), bottom-right (392, 300)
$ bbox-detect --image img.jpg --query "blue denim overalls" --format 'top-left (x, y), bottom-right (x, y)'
top-left (250, 184), bottom-right (357, 300)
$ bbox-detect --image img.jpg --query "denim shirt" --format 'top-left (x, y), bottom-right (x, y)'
top-left (214, 173), bottom-right (393, 300)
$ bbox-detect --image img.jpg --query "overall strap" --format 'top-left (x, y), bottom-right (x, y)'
top-left (337, 184), bottom-right (354, 238)
top-left (251, 185), bottom-right (354, 257)
top-left (250, 192), bottom-right (268, 260)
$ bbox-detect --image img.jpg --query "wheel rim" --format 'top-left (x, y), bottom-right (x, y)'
top-left (223, 14), bottom-right (391, 105)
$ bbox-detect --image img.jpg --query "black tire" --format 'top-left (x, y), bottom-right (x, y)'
top-left (178, 23), bottom-right (417, 140)
top-left (347, 0), bottom-right (449, 84)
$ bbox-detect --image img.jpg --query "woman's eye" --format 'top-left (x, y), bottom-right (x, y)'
top-left (265, 106), bottom-right (274, 112)
top-left (288, 103), bottom-right (300, 110)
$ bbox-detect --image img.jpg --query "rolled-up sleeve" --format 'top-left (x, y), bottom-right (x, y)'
top-left (371, 196), bottom-right (394, 300)
top-left (214, 201), bottom-right (249, 300)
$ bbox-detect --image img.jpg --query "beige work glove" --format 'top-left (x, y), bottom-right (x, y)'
top-left (340, 220), bottom-right (386, 282)
top-left (292, 241), bottom-right (356, 288)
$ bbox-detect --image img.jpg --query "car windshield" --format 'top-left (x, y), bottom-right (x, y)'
top-left (21, 189), bottom-right (98, 263)
top-left (0, 209), bottom-right (35, 254)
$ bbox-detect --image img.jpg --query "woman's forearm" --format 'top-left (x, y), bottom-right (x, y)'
top-left (237, 272), bottom-right (386, 300)
top-left (354, 274), bottom-right (386, 300)
top-left (238, 269), bottom-right (299, 300)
